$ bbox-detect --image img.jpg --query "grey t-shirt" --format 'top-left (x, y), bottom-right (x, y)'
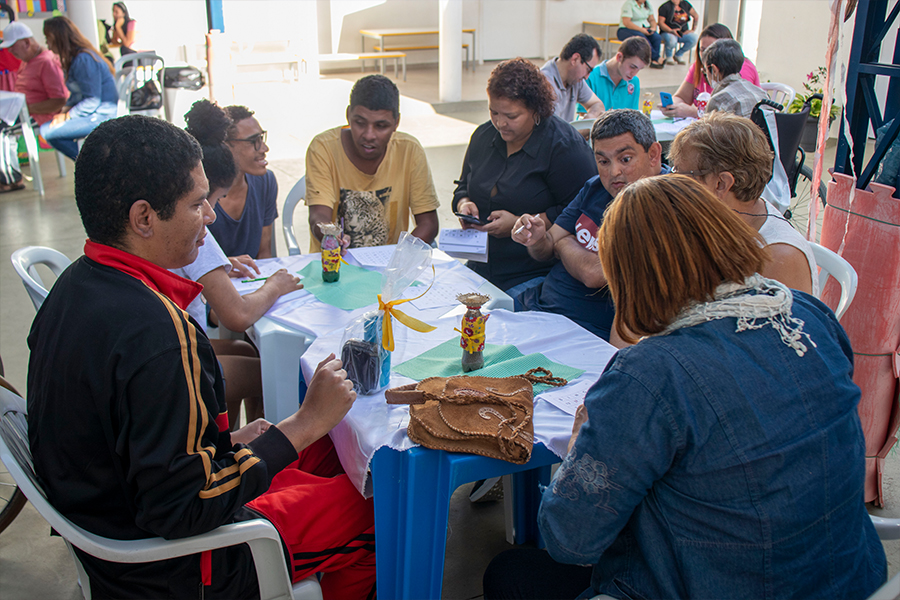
top-left (540, 58), bottom-right (594, 122)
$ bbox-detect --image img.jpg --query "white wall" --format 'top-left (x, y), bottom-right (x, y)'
top-left (93, 0), bottom-right (209, 65)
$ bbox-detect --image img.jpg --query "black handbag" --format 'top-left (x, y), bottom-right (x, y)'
top-left (129, 80), bottom-right (162, 111)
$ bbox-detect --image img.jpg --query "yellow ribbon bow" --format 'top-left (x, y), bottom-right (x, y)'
top-left (376, 266), bottom-right (437, 351)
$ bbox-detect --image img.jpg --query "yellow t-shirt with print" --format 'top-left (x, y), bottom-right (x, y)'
top-left (305, 127), bottom-right (440, 252)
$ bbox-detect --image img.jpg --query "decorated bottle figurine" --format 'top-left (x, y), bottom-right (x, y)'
top-left (642, 92), bottom-right (653, 116)
top-left (318, 222), bottom-right (342, 282)
top-left (455, 292), bottom-right (490, 372)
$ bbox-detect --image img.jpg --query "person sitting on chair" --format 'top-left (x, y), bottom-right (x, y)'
top-left (27, 115), bottom-right (376, 599)
top-left (540, 33), bottom-right (605, 121)
top-left (305, 74), bottom-right (440, 251)
top-left (180, 99), bottom-right (304, 428)
top-left (207, 104), bottom-right (278, 259)
top-left (585, 36), bottom-right (650, 111)
top-left (511, 109), bottom-right (668, 345)
top-left (0, 21), bottom-right (68, 192)
top-left (702, 38), bottom-right (766, 119)
top-left (669, 111), bottom-right (818, 295)
top-left (483, 175), bottom-right (886, 600)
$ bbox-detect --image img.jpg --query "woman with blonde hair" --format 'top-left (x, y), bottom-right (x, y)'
top-left (483, 175), bottom-right (885, 600)
top-left (669, 111), bottom-right (817, 294)
top-left (41, 16), bottom-right (117, 159)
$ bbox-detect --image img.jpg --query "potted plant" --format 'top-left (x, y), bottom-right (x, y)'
top-left (788, 66), bottom-right (841, 152)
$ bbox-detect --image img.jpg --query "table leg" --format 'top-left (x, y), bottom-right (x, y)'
top-left (372, 447), bottom-right (453, 600)
top-left (360, 34), bottom-right (366, 71)
top-left (510, 465), bottom-right (551, 546)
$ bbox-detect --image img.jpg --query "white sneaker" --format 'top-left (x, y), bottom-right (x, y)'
top-left (666, 58), bottom-right (676, 65)
top-left (673, 55), bottom-right (686, 65)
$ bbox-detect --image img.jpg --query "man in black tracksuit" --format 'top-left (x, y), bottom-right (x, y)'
top-left (27, 116), bottom-right (376, 599)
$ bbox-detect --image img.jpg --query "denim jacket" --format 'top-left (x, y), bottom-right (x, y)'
top-left (539, 292), bottom-right (886, 600)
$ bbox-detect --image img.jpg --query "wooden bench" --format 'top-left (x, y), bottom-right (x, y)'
top-left (318, 52), bottom-right (407, 80)
top-left (373, 44), bottom-right (471, 71)
top-left (582, 21), bottom-right (619, 58)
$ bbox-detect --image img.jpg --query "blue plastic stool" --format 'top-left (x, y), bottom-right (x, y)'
top-left (371, 443), bottom-right (556, 600)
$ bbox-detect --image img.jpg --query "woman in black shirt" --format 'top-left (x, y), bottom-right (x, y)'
top-left (453, 58), bottom-right (596, 291)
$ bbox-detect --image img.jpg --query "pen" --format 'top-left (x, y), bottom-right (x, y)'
top-left (241, 276), bottom-right (268, 283)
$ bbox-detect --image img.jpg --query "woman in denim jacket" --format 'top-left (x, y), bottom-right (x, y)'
top-left (484, 175), bottom-right (886, 600)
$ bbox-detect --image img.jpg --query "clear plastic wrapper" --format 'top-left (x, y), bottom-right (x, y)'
top-left (340, 233), bottom-right (435, 394)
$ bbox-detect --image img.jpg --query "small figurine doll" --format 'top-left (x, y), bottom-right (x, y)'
top-left (455, 292), bottom-right (490, 372)
top-left (318, 222), bottom-right (342, 282)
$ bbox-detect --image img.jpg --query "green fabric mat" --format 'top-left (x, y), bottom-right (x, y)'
top-left (296, 261), bottom-right (384, 311)
top-left (394, 338), bottom-right (584, 394)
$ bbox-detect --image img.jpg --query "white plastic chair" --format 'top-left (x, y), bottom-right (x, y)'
top-left (10, 246), bottom-right (72, 311)
top-left (282, 176), bottom-right (306, 256)
top-left (760, 82), bottom-right (796, 111)
top-left (0, 382), bottom-right (322, 600)
top-left (569, 118), bottom-right (595, 133)
top-left (114, 52), bottom-right (166, 120)
top-left (809, 242), bottom-right (858, 320)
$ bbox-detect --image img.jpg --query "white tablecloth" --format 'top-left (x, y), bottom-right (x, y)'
top-left (0, 91), bottom-right (25, 126)
top-left (300, 309), bottom-right (618, 496)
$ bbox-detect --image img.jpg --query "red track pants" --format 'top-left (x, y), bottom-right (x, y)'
top-left (248, 436), bottom-right (376, 600)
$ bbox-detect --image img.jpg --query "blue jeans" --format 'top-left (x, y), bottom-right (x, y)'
top-left (617, 28), bottom-right (662, 62)
top-left (506, 276), bottom-right (545, 312)
top-left (660, 31), bottom-right (698, 59)
top-left (41, 104), bottom-right (117, 160)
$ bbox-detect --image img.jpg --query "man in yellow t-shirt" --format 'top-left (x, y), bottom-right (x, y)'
top-left (305, 75), bottom-right (440, 251)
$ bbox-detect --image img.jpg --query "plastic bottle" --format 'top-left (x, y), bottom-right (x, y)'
top-left (318, 222), bottom-right (342, 283)
top-left (456, 293), bottom-right (491, 372)
top-left (642, 93), bottom-right (653, 116)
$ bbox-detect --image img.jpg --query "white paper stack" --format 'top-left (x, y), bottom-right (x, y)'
top-left (439, 229), bottom-right (488, 263)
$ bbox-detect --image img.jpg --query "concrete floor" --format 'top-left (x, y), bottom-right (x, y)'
top-left (0, 59), bottom-right (898, 599)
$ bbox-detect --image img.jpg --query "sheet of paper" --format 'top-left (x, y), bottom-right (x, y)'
top-left (535, 378), bottom-right (594, 416)
top-left (400, 281), bottom-right (463, 311)
top-left (439, 229), bottom-right (488, 263)
top-left (346, 245), bottom-right (396, 269)
top-left (231, 256), bottom-right (309, 295)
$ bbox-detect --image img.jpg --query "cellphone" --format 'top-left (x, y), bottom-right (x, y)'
top-left (660, 92), bottom-right (674, 107)
top-left (455, 212), bottom-right (487, 225)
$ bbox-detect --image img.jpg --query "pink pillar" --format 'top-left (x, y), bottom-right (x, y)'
top-left (820, 173), bottom-right (900, 507)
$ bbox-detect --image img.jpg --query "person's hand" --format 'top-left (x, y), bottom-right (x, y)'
top-left (567, 404), bottom-right (588, 453)
top-left (227, 255), bottom-right (260, 279)
top-left (295, 353), bottom-right (357, 435)
top-left (260, 268), bottom-right (303, 296)
top-left (660, 100), bottom-right (698, 119)
top-left (646, 27), bottom-right (654, 35)
top-left (477, 210), bottom-right (517, 238)
top-left (339, 234), bottom-right (351, 256)
top-left (511, 213), bottom-right (546, 247)
top-left (50, 112), bottom-right (67, 127)
top-left (231, 418), bottom-right (272, 445)
top-left (456, 199), bottom-right (480, 230)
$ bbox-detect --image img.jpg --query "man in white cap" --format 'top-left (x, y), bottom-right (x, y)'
top-left (0, 21), bottom-right (67, 192)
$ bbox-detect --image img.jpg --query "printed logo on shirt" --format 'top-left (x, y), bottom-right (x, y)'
top-left (627, 83), bottom-right (635, 95)
top-left (338, 187), bottom-right (392, 248)
top-left (574, 214), bottom-right (599, 253)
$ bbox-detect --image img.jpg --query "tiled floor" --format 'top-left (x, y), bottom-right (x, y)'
top-left (0, 61), bottom-right (897, 599)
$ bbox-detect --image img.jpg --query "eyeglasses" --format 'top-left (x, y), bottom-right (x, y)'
top-left (670, 166), bottom-right (708, 179)
top-left (227, 130), bottom-right (267, 151)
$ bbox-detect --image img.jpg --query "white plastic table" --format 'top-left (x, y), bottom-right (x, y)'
top-left (244, 248), bottom-right (512, 424)
top-left (299, 309), bottom-right (617, 599)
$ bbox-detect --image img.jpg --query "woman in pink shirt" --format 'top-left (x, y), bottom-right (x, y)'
top-left (661, 23), bottom-right (759, 118)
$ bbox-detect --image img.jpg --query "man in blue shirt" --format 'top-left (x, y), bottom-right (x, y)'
top-left (512, 109), bottom-right (666, 344)
top-left (585, 36), bottom-right (650, 111)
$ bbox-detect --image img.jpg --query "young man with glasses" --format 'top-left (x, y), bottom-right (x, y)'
top-left (305, 74), bottom-right (440, 251)
top-left (207, 104), bottom-right (277, 259)
top-left (540, 33), bottom-right (605, 122)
